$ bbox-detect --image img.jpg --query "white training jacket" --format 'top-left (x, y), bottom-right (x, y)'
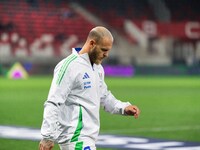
top-left (41, 48), bottom-right (131, 147)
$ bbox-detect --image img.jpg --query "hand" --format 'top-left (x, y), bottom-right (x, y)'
top-left (39, 139), bottom-right (54, 150)
top-left (124, 105), bottom-right (140, 119)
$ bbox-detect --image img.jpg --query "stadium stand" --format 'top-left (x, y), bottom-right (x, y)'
top-left (0, 0), bottom-right (95, 60)
top-left (75, 0), bottom-right (200, 66)
top-left (0, 0), bottom-right (200, 70)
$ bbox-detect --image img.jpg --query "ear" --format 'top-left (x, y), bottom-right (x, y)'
top-left (89, 39), bottom-right (96, 49)
top-left (89, 39), bottom-right (96, 47)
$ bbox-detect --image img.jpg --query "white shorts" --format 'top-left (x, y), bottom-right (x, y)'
top-left (59, 142), bottom-right (96, 150)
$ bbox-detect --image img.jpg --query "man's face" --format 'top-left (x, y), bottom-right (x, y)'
top-left (89, 38), bottom-right (113, 65)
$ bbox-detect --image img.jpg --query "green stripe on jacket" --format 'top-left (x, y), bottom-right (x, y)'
top-left (56, 54), bottom-right (77, 85)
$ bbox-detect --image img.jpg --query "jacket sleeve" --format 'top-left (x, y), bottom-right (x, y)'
top-left (40, 62), bottom-right (74, 141)
top-left (100, 68), bottom-right (131, 115)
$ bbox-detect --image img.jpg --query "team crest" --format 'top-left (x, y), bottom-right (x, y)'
top-left (98, 72), bottom-right (102, 79)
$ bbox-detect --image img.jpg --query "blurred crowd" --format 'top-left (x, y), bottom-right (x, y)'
top-left (0, 0), bottom-right (200, 66)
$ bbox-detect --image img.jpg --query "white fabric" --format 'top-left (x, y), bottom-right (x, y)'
top-left (59, 142), bottom-right (96, 150)
top-left (41, 48), bottom-right (131, 146)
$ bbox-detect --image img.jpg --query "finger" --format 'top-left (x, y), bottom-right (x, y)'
top-left (50, 146), bottom-right (53, 150)
top-left (133, 106), bottom-right (140, 115)
top-left (49, 144), bottom-right (54, 150)
top-left (128, 108), bottom-right (136, 116)
top-left (44, 147), bottom-right (49, 150)
top-left (40, 143), bottom-right (49, 150)
top-left (134, 109), bottom-right (139, 116)
top-left (133, 106), bottom-right (139, 112)
top-left (39, 143), bottom-right (43, 150)
top-left (132, 108), bottom-right (137, 114)
top-left (134, 112), bottom-right (139, 119)
top-left (133, 107), bottom-right (139, 115)
top-left (133, 107), bottom-right (140, 118)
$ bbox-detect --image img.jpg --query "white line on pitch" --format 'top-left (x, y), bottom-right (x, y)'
top-left (101, 125), bottom-right (200, 134)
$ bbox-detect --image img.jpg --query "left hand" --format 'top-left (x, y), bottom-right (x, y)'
top-left (39, 139), bottom-right (54, 150)
top-left (124, 105), bottom-right (140, 119)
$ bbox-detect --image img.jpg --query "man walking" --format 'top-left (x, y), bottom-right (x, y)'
top-left (39, 26), bottom-right (140, 150)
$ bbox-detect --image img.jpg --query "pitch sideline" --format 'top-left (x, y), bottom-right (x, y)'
top-left (0, 125), bottom-right (200, 150)
top-left (101, 125), bottom-right (200, 134)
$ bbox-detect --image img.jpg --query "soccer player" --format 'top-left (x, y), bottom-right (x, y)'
top-left (39, 26), bottom-right (140, 150)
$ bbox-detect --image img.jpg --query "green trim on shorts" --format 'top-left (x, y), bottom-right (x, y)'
top-left (75, 141), bottom-right (83, 150)
top-left (56, 54), bottom-right (77, 85)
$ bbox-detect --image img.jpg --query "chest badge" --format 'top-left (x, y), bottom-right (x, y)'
top-left (98, 72), bottom-right (103, 80)
top-left (83, 72), bottom-right (91, 89)
top-left (83, 72), bottom-right (90, 79)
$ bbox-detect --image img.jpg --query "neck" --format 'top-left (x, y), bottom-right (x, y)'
top-left (79, 45), bottom-right (94, 66)
top-left (79, 45), bottom-right (89, 54)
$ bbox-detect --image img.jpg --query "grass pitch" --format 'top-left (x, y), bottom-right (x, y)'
top-left (0, 75), bottom-right (200, 150)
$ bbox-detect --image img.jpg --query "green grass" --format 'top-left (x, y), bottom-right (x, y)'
top-left (0, 75), bottom-right (200, 150)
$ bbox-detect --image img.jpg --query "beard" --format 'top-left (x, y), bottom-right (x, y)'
top-left (89, 47), bottom-right (102, 65)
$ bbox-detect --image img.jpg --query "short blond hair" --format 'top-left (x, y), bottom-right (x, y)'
top-left (87, 26), bottom-right (113, 44)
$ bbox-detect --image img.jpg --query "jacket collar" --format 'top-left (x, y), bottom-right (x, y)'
top-left (72, 48), bottom-right (91, 65)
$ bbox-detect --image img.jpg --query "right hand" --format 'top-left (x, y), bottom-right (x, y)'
top-left (39, 139), bottom-right (54, 150)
